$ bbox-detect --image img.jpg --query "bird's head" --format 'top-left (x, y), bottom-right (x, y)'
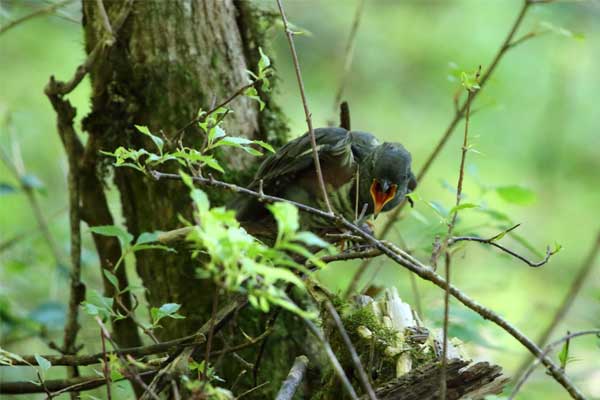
top-left (359, 142), bottom-right (416, 219)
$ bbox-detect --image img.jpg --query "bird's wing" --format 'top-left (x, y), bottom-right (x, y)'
top-left (250, 127), bottom-right (356, 193)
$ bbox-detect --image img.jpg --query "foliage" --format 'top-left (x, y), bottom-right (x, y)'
top-left (179, 170), bottom-right (328, 318)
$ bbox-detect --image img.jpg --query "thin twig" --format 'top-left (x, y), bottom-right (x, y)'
top-left (440, 81), bottom-right (477, 398)
top-left (99, 323), bottom-right (112, 400)
top-left (95, 317), bottom-right (160, 400)
top-left (448, 235), bottom-right (557, 267)
top-left (0, 0), bottom-right (75, 35)
top-left (0, 371), bottom-right (158, 395)
top-left (175, 80), bottom-right (259, 142)
top-left (276, 0), bottom-right (333, 214)
top-left (201, 289), bottom-right (220, 391)
top-left (235, 381), bottom-right (270, 399)
top-left (0, 147), bottom-right (64, 275)
top-left (303, 318), bottom-right (359, 399)
top-left (151, 170), bottom-right (585, 399)
top-left (275, 355), bottom-right (309, 400)
top-left (508, 329), bottom-right (600, 399)
top-left (358, 0), bottom-right (542, 277)
top-left (60, 73), bottom-right (84, 399)
top-left (332, 0), bottom-right (366, 114)
top-left (141, 297), bottom-right (247, 399)
top-left (440, 252), bottom-right (451, 400)
top-left (325, 301), bottom-right (377, 400)
top-left (513, 230), bottom-right (600, 379)
top-left (95, 0), bottom-right (114, 38)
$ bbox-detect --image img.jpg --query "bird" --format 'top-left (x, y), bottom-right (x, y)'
top-left (233, 127), bottom-right (416, 238)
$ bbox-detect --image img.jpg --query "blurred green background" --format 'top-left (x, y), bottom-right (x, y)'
top-left (1, 0), bottom-right (599, 399)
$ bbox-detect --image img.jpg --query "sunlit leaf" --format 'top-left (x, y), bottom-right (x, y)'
top-left (135, 124), bottom-right (164, 154)
top-left (34, 354), bottom-right (51, 372)
top-left (90, 225), bottom-right (133, 247)
top-left (496, 185), bottom-right (536, 205)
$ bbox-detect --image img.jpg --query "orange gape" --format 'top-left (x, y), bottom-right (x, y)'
top-left (370, 180), bottom-right (398, 217)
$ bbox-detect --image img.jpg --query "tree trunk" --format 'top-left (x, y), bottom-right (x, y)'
top-left (81, 0), bottom-right (285, 338)
top-left (81, 0), bottom-right (299, 396)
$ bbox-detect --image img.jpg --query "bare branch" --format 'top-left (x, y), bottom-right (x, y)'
top-left (275, 355), bottom-right (309, 400)
top-left (44, 0), bottom-right (133, 96)
top-left (332, 0), bottom-right (366, 113)
top-left (0, 0), bottom-right (75, 35)
top-left (95, 317), bottom-right (160, 400)
top-left (0, 371), bottom-right (157, 395)
top-left (276, 0), bottom-right (333, 214)
top-left (448, 234), bottom-right (558, 267)
top-left (513, 230), bottom-right (600, 378)
top-left (439, 79), bottom-right (478, 398)
top-left (12, 332), bottom-right (210, 367)
top-left (509, 329), bottom-right (600, 399)
top-left (99, 322), bottom-right (113, 400)
top-left (175, 80), bottom-right (260, 142)
top-left (95, 0), bottom-right (114, 38)
top-left (325, 301), bottom-right (377, 400)
top-left (151, 170), bottom-right (586, 399)
top-left (303, 318), bottom-right (359, 399)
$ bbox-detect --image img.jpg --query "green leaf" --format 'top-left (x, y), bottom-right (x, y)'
top-left (252, 140), bottom-right (275, 153)
top-left (448, 202), bottom-right (479, 215)
top-left (34, 354), bottom-right (51, 372)
top-left (151, 303), bottom-right (185, 324)
top-left (244, 87), bottom-right (265, 111)
top-left (81, 290), bottom-right (114, 319)
top-left (135, 125), bottom-right (164, 154)
top-left (201, 156), bottom-right (225, 173)
top-left (131, 243), bottom-right (175, 253)
top-left (179, 170), bottom-right (195, 190)
top-left (294, 231), bottom-right (329, 248)
top-left (89, 225), bottom-right (133, 247)
top-left (258, 47), bottom-right (271, 73)
top-left (496, 185), bottom-right (536, 205)
top-left (102, 269), bottom-right (119, 290)
top-left (0, 348), bottom-right (27, 366)
top-left (136, 231), bottom-right (160, 244)
top-left (268, 202), bottom-right (299, 242)
top-left (558, 338), bottom-right (570, 370)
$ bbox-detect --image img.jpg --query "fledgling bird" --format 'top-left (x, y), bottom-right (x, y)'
top-left (234, 127), bottom-right (416, 237)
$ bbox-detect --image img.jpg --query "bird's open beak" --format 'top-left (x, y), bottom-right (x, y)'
top-left (370, 180), bottom-right (397, 219)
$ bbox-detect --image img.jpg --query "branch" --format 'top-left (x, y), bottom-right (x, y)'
top-left (275, 355), bottom-right (309, 400)
top-left (513, 230), bottom-right (600, 378)
top-left (95, 317), bottom-right (160, 400)
top-left (369, 0), bottom-right (546, 262)
top-left (44, 0), bottom-right (141, 350)
top-left (0, 0), bottom-right (75, 35)
top-left (44, 0), bottom-right (133, 96)
top-left (439, 80), bottom-right (478, 398)
top-left (325, 301), bottom-right (377, 400)
top-left (11, 331), bottom-right (208, 367)
top-left (0, 371), bottom-right (157, 395)
top-left (140, 297), bottom-right (247, 399)
top-left (150, 170), bottom-right (586, 399)
top-left (276, 0), bottom-right (333, 214)
top-left (508, 329), bottom-right (600, 399)
top-left (174, 80), bottom-right (259, 142)
top-left (332, 0), bottom-right (366, 114)
top-left (448, 224), bottom-right (558, 268)
top-left (303, 318), bottom-right (359, 399)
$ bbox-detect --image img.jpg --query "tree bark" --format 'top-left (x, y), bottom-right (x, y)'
top-left (81, 0), bottom-right (284, 338)
top-left (80, 0), bottom-right (300, 396)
